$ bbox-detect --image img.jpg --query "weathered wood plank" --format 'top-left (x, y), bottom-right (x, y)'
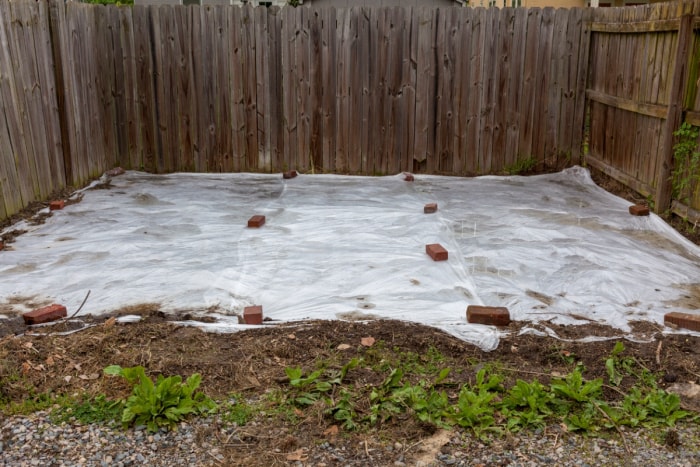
top-left (414, 7), bottom-right (435, 174)
top-left (242, 5), bottom-right (259, 172)
top-left (255, 6), bottom-right (271, 171)
top-left (504, 7), bottom-right (526, 171)
top-left (585, 90), bottom-right (668, 119)
top-left (320, 7), bottom-right (335, 172)
top-left (435, 7), bottom-right (456, 174)
top-left (282, 6), bottom-right (298, 171)
top-left (571, 7), bottom-right (592, 165)
top-left (133, 5), bottom-right (158, 172)
top-left (334, 7), bottom-right (350, 173)
top-left (174, 6), bottom-right (195, 172)
top-left (295, 6), bottom-right (309, 172)
top-left (358, 6), bottom-right (371, 173)
top-left (230, 6), bottom-right (246, 171)
top-left (346, 7), bottom-right (361, 173)
top-left (491, 7), bottom-right (513, 173)
top-left (308, 7), bottom-right (323, 173)
top-left (451, 7), bottom-right (469, 175)
top-left (478, 7), bottom-right (497, 174)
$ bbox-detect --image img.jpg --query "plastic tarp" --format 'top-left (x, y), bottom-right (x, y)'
top-left (1, 167), bottom-right (699, 350)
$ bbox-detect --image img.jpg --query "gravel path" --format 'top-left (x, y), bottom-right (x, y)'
top-left (2, 411), bottom-right (699, 466)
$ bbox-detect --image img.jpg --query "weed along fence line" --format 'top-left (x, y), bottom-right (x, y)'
top-left (1, 1), bottom-right (700, 222)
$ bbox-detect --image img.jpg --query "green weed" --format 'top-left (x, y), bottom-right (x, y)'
top-left (104, 365), bottom-right (217, 432)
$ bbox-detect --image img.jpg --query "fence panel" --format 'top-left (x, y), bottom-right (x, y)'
top-left (0, 2), bottom-right (608, 222)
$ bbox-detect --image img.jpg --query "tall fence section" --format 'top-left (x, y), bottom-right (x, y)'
top-left (587, 1), bottom-right (700, 221)
top-left (1, 0), bottom-right (700, 223)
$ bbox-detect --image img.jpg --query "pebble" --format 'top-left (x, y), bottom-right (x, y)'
top-left (1, 413), bottom-right (699, 466)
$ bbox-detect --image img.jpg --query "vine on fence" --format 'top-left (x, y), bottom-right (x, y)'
top-left (672, 122), bottom-right (700, 207)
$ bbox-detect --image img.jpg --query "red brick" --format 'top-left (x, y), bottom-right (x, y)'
top-left (467, 306), bottom-right (511, 326)
top-left (23, 304), bottom-right (67, 325)
top-left (106, 167), bottom-right (125, 176)
top-left (424, 203), bottom-right (438, 214)
top-left (247, 215), bottom-right (266, 228)
top-left (283, 170), bottom-right (298, 179)
top-left (665, 312), bottom-right (700, 332)
top-left (243, 305), bottom-right (263, 325)
top-left (403, 172), bottom-right (415, 182)
top-left (49, 200), bottom-right (65, 211)
top-left (426, 243), bottom-right (448, 261)
top-left (629, 204), bottom-right (650, 216)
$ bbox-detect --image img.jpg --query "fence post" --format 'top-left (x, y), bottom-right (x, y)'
top-left (655, 14), bottom-right (694, 213)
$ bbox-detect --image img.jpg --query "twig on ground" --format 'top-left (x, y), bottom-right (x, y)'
top-left (67, 290), bottom-right (91, 320)
top-left (656, 340), bottom-right (663, 366)
top-left (592, 401), bottom-right (630, 454)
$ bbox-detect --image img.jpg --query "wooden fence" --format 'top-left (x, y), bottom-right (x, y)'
top-left (1, 1), bottom-right (700, 223)
top-left (587, 1), bottom-right (700, 219)
top-left (0, 1), bottom-right (591, 221)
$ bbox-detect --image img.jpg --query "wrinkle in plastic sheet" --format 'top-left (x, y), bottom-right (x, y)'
top-left (1, 167), bottom-right (699, 351)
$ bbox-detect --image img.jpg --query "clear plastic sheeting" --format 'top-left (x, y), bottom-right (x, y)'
top-left (1, 167), bottom-right (699, 351)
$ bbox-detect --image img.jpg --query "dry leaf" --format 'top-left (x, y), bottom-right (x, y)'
top-left (78, 374), bottom-right (89, 380)
top-left (64, 375), bottom-right (72, 383)
top-left (45, 356), bottom-right (55, 366)
top-left (551, 371), bottom-right (564, 378)
top-left (287, 334), bottom-right (296, 340)
top-left (323, 425), bottom-right (339, 436)
top-left (87, 373), bottom-right (100, 380)
top-left (337, 343), bottom-right (351, 350)
top-left (21, 361), bottom-right (32, 375)
top-left (285, 448), bottom-right (308, 462)
top-left (104, 317), bottom-right (116, 328)
top-left (360, 336), bottom-right (375, 347)
top-left (293, 408), bottom-right (304, 417)
top-left (22, 342), bottom-right (33, 349)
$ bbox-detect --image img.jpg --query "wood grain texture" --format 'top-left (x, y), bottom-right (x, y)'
top-left (7, 3), bottom-right (697, 220)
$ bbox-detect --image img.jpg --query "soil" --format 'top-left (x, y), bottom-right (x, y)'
top-left (1, 311), bottom-right (699, 466)
top-left (1, 169), bottom-right (699, 465)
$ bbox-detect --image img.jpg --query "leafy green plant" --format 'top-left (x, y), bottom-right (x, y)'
top-left (504, 156), bottom-right (537, 175)
top-left (286, 358), bottom-right (361, 407)
top-left (502, 379), bottom-right (553, 431)
top-left (50, 394), bottom-right (123, 426)
top-left (104, 365), bottom-right (217, 432)
top-left (220, 394), bottom-right (256, 426)
top-left (550, 366), bottom-right (602, 404)
top-left (672, 122), bottom-right (700, 205)
top-left (448, 369), bottom-right (503, 437)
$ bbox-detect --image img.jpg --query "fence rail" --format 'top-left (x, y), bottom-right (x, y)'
top-left (1, 1), bottom-right (700, 222)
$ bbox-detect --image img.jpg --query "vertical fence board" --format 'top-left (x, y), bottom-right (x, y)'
top-left (254, 6), bottom-right (270, 170)
top-left (505, 8), bottom-right (526, 170)
top-left (517, 8), bottom-right (540, 165)
top-left (307, 8), bottom-right (322, 173)
top-left (334, 8), bottom-right (349, 172)
top-left (320, 7), bottom-right (335, 172)
top-left (435, 8), bottom-right (454, 174)
top-left (414, 7), bottom-right (435, 173)
top-left (532, 8), bottom-right (554, 167)
top-left (492, 8), bottom-right (514, 172)
top-left (242, 5), bottom-right (259, 172)
top-left (464, 8), bottom-right (484, 174)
